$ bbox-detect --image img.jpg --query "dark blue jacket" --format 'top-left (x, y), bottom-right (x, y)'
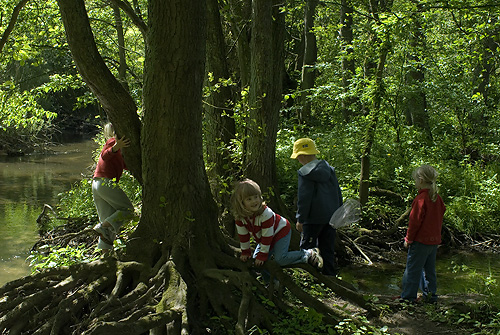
top-left (296, 159), bottom-right (343, 225)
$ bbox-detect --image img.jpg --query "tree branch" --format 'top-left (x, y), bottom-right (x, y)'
top-left (56, 0), bottom-right (143, 183)
top-left (108, 0), bottom-right (147, 39)
top-left (0, 0), bottom-right (29, 54)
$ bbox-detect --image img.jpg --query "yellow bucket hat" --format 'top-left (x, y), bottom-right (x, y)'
top-left (290, 138), bottom-right (320, 159)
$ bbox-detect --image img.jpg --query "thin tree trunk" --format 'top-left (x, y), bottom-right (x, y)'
top-left (359, 40), bottom-right (390, 207)
top-left (112, 2), bottom-right (129, 91)
top-left (227, 0), bottom-right (252, 88)
top-left (340, 0), bottom-right (356, 122)
top-left (404, 10), bottom-right (431, 140)
top-left (299, 0), bottom-right (318, 124)
top-left (205, 0), bottom-right (237, 235)
top-left (0, 0), bottom-right (29, 54)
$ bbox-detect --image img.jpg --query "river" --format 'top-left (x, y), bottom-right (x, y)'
top-left (0, 140), bottom-right (96, 286)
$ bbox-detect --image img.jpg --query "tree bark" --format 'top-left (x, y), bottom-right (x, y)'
top-left (134, 0), bottom-right (218, 246)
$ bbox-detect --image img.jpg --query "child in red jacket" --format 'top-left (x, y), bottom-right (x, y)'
top-left (92, 123), bottom-right (134, 250)
top-left (400, 165), bottom-right (446, 303)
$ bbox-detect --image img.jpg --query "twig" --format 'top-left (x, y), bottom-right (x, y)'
top-left (341, 232), bottom-right (373, 265)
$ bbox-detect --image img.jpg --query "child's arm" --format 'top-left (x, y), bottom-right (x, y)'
top-left (405, 198), bottom-right (426, 245)
top-left (235, 220), bottom-right (252, 259)
top-left (296, 177), bottom-right (314, 223)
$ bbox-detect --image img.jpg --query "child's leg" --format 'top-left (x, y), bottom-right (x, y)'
top-left (94, 179), bottom-right (134, 232)
top-left (271, 231), bottom-right (308, 266)
top-left (420, 270), bottom-right (429, 297)
top-left (317, 224), bottom-right (336, 275)
top-left (401, 242), bottom-right (427, 301)
top-left (422, 245), bottom-right (438, 302)
top-left (92, 179), bottom-right (116, 224)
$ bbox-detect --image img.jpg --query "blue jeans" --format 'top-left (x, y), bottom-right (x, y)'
top-left (401, 242), bottom-right (438, 301)
top-left (300, 224), bottom-right (337, 275)
top-left (253, 230), bottom-right (308, 282)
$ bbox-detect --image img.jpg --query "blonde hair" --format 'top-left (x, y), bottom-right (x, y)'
top-left (230, 179), bottom-right (265, 219)
top-left (413, 165), bottom-right (439, 202)
top-left (103, 123), bottom-right (115, 140)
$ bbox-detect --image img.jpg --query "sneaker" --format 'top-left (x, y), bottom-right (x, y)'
top-left (307, 248), bottom-right (323, 269)
top-left (93, 223), bottom-right (116, 244)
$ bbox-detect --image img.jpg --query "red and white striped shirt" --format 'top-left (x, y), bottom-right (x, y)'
top-left (235, 205), bottom-right (291, 262)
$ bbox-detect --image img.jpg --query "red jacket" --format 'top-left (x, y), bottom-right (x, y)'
top-left (93, 138), bottom-right (126, 182)
top-left (405, 189), bottom-right (446, 245)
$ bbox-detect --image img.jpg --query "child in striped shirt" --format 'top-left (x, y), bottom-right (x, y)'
top-left (230, 179), bottom-right (323, 271)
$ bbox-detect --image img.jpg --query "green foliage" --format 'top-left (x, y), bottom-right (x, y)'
top-left (57, 178), bottom-right (97, 220)
top-left (450, 261), bottom-right (499, 300)
top-left (426, 303), bottom-right (500, 335)
top-left (0, 82), bottom-right (56, 128)
top-left (271, 307), bottom-right (335, 335)
top-left (27, 244), bottom-right (100, 273)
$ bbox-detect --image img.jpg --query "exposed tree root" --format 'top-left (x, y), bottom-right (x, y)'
top-left (1, 237), bottom-right (382, 335)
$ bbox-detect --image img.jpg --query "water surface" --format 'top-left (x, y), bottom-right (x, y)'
top-left (0, 141), bottom-right (96, 286)
top-left (341, 250), bottom-right (500, 299)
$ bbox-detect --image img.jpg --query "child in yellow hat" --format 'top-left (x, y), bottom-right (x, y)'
top-left (291, 138), bottom-right (343, 276)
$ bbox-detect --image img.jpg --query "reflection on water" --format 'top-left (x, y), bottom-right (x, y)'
top-left (341, 250), bottom-right (500, 298)
top-left (0, 141), bottom-right (96, 286)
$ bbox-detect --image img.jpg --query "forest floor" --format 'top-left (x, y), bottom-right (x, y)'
top-left (324, 292), bottom-right (473, 335)
top-left (373, 294), bottom-right (478, 335)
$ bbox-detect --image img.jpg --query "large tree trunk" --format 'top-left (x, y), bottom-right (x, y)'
top-left (131, 0), bottom-right (219, 253)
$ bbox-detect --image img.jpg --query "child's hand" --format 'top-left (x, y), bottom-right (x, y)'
top-left (113, 136), bottom-right (131, 152)
top-left (254, 259), bottom-right (264, 266)
top-left (240, 254), bottom-right (250, 262)
top-left (296, 222), bottom-right (303, 232)
top-left (404, 241), bottom-right (409, 248)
